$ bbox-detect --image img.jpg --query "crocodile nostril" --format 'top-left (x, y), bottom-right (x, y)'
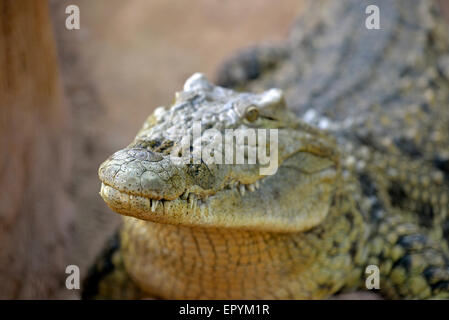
top-left (137, 151), bottom-right (149, 160)
top-left (128, 149), bottom-right (163, 162)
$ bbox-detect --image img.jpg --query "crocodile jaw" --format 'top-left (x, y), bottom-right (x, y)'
top-left (99, 155), bottom-right (337, 232)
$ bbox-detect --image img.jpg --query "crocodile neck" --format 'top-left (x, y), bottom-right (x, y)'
top-left (120, 187), bottom-right (367, 299)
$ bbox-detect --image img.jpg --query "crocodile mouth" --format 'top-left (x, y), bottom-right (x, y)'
top-left (99, 177), bottom-right (267, 226)
top-left (99, 157), bottom-right (335, 233)
top-left (99, 143), bottom-right (338, 231)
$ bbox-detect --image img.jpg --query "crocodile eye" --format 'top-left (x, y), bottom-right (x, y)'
top-left (244, 105), bottom-right (259, 122)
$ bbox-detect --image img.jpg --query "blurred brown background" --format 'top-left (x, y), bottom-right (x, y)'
top-left (1, 0), bottom-right (448, 299)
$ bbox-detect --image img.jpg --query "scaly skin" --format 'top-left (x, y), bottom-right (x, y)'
top-left (86, 0), bottom-right (449, 299)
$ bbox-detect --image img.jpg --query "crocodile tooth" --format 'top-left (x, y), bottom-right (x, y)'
top-left (120, 192), bottom-right (130, 203)
top-left (181, 190), bottom-right (189, 200)
top-left (200, 204), bottom-right (207, 216)
top-left (151, 200), bottom-right (159, 212)
top-left (247, 184), bottom-right (255, 192)
top-left (144, 198), bottom-right (151, 211)
top-left (239, 185), bottom-right (245, 197)
top-left (255, 181), bottom-right (260, 189)
top-left (189, 195), bottom-right (196, 209)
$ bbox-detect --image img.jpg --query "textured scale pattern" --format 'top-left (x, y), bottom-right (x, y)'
top-left (85, 0), bottom-right (449, 299)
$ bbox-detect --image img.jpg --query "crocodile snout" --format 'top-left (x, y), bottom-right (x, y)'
top-left (99, 148), bottom-right (186, 200)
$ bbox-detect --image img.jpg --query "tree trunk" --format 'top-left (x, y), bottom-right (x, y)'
top-left (0, 0), bottom-right (74, 299)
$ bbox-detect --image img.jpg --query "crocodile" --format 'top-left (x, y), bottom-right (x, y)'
top-left (85, 0), bottom-right (449, 299)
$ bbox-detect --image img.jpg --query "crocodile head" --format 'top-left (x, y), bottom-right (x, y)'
top-left (99, 73), bottom-right (339, 232)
